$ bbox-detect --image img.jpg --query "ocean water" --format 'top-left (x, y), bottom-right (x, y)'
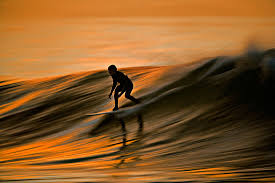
top-left (1, 17), bottom-right (275, 78)
top-left (0, 48), bottom-right (275, 182)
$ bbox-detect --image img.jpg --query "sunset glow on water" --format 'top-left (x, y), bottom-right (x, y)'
top-left (1, 17), bottom-right (275, 79)
top-left (1, 0), bottom-right (275, 182)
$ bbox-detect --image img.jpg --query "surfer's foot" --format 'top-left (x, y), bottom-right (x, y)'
top-left (113, 107), bottom-right (119, 111)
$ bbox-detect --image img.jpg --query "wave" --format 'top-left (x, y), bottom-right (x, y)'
top-left (0, 48), bottom-right (275, 182)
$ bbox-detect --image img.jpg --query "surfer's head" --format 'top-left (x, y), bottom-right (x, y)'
top-left (108, 65), bottom-right (117, 75)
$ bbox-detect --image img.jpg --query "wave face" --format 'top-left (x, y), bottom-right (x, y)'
top-left (1, 49), bottom-right (275, 183)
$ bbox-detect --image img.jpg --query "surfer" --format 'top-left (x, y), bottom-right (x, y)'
top-left (108, 65), bottom-right (140, 111)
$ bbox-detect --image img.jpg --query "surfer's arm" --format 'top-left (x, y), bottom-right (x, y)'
top-left (109, 78), bottom-right (117, 98)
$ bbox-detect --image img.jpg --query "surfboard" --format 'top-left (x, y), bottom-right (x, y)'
top-left (86, 110), bottom-right (118, 116)
top-left (86, 106), bottom-right (133, 117)
top-left (86, 99), bottom-right (155, 117)
top-left (87, 87), bottom-right (181, 117)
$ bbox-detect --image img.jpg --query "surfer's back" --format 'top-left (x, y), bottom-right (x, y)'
top-left (112, 71), bottom-right (132, 85)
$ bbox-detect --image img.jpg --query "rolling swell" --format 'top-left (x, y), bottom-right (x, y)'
top-left (1, 49), bottom-right (275, 182)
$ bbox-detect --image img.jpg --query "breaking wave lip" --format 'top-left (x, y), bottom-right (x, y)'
top-left (1, 48), bottom-right (275, 182)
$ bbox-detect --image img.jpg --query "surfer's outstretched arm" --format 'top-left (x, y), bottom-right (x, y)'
top-left (109, 77), bottom-right (117, 98)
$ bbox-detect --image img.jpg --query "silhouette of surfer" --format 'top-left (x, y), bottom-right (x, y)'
top-left (108, 65), bottom-right (140, 111)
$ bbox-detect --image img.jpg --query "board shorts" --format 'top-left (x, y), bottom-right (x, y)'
top-left (115, 81), bottom-right (133, 97)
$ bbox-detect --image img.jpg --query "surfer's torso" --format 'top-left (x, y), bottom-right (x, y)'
top-left (112, 71), bottom-right (132, 86)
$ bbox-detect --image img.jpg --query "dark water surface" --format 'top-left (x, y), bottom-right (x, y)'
top-left (1, 49), bottom-right (275, 182)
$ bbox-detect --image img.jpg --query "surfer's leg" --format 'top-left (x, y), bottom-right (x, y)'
top-left (125, 84), bottom-right (140, 104)
top-left (114, 85), bottom-right (122, 110)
